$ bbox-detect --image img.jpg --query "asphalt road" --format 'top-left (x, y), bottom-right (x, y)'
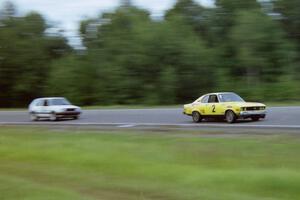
top-left (0, 107), bottom-right (300, 130)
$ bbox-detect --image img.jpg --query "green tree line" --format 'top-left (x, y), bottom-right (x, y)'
top-left (0, 0), bottom-right (299, 107)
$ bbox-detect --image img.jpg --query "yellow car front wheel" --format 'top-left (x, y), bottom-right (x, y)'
top-left (225, 110), bottom-right (236, 123)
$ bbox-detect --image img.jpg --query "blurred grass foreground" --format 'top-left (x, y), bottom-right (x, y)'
top-left (0, 127), bottom-right (300, 200)
top-left (1, 0), bottom-right (300, 107)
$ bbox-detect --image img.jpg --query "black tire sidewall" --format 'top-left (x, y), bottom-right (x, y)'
top-left (192, 111), bottom-right (201, 123)
top-left (226, 110), bottom-right (236, 123)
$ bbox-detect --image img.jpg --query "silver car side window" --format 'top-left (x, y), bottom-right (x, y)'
top-left (36, 100), bottom-right (43, 106)
top-left (31, 100), bottom-right (37, 106)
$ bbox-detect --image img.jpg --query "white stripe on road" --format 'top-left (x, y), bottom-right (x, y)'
top-left (118, 124), bottom-right (137, 128)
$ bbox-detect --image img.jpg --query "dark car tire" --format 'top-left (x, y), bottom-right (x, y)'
top-left (192, 111), bottom-right (202, 123)
top-left (73, 115), bottom-right (79, 120)
top-left (225, 110), bottom-right (236, 123)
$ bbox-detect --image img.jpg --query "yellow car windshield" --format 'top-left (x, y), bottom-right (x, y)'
top-left (218, 93), bottom-right (245, 103)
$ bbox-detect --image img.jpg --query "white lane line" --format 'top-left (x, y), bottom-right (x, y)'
top-left (118, 124), bottom-right (136, 128)
top-left (0, 122), bottom-right (300, 129)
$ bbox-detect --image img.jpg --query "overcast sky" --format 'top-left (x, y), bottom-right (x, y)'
top-left (6, 0), bottom-right (214, 46)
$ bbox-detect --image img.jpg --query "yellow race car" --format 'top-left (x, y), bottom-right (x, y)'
top-left (183, 92), bottom-right (266, 123)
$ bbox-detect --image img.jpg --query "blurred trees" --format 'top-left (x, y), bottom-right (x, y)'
top-left (275, 0), bottom-right (300, 46)
top-left (49, 5), bottom-right (214, 105)
top-left (165, 0), bottom-right (212, 42)
top-left (1, 0), bottom-right (300, 107)
top-left (0, 2), bottom-right (70, 107)
top-left (228, 9), bottom-right (297, 99)
top-left (274, 0), bottom-right (300, 81)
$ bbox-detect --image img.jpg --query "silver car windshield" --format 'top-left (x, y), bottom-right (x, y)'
top-left (49, 98), bottom-right (71, 106)
top-left (218, 93), bottom-right (245, 103)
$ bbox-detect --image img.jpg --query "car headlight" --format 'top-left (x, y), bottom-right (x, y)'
top-left (241, 107), bottom-right (246, 111)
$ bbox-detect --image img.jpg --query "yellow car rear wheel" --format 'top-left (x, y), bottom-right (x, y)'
top-left (192, 111), bottom-right (202, 123)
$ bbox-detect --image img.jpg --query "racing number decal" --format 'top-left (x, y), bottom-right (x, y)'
top-left (212, 105), bottom-right (216, 113)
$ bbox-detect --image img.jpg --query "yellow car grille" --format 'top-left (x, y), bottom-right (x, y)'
top-left (243, 107), bottom-right (266, 111)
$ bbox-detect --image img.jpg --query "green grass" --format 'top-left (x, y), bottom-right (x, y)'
top-left (0, 127), bottom-right (300, 200)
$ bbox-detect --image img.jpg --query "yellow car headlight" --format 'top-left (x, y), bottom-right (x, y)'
top-left (241, 107), bottom-right (246, 111)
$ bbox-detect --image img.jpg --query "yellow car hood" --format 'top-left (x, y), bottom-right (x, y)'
top-left (227, 102), bottom-right (266, 107)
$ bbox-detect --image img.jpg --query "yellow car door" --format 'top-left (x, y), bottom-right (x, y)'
top-left (205, 94), bottom-right (223, 115)
top-left (195, 95), bottom-right (208, 115)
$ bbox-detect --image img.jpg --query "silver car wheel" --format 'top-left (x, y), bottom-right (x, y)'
top-left (50, 113), bottom-right (57, 121)
top-left (30, 113), bottom-right (38, 121)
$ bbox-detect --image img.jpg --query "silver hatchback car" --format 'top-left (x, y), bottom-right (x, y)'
top-left (28, 97), bottom-right (81, 121)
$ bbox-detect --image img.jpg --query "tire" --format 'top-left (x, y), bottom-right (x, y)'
top-left (225, 110), bottom-right (236, 123)
top-left (73, 115), bottom-right (79, 120)
top-left (49, 112), bottom-right (57, 121)
top-left (192, 111), bottom-right (202, 123)
top-left (251, 117), bottom-right (260, 121)
top-left (30, 112), bottom-right (38, 121)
